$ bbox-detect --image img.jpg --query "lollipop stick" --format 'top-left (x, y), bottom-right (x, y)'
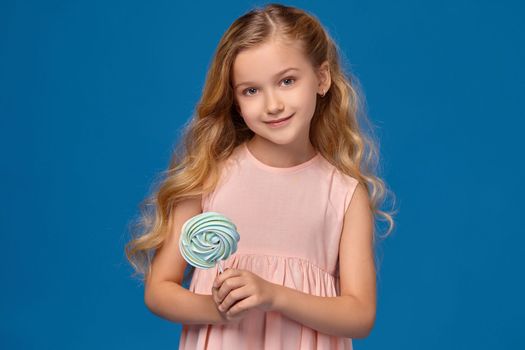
top-left (218, 260), bottom-right (224, 274)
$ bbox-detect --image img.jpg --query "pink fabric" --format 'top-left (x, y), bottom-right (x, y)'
top-left (179, 141), bottom-right (359, 350)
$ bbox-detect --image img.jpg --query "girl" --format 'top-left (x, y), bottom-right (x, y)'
top-left (126, 3), bottom-right (396, 349)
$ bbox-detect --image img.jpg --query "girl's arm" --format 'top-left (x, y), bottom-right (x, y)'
top-left (144, 195), bottom-right (226, 326)
top-left (145, 281), bottom-right (224, 325)
top-left (273, 183), bottom-right (376, 339)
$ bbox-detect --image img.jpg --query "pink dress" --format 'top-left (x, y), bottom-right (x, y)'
top-left (178, 141), bottom-right (359, 350)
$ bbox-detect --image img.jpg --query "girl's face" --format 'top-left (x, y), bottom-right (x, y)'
top-left (232, 38), bottom-right (329, 148)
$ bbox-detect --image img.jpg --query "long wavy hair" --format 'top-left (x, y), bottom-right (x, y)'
top-left (125, 3), bottom-right (397, 285)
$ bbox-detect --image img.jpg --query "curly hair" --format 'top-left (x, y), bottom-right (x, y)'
top-left (125, 3), bottom-right (397, 285)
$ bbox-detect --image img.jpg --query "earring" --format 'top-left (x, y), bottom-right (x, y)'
top-left (320, 89), bottom-right (326, 97)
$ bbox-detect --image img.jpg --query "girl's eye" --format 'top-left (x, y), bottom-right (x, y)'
top-left (281, 77), bottom-right (296, 86)
top-left (241, 77), bottom-right (296, 97)
top-left (243, 87), bottom-right (258, 96)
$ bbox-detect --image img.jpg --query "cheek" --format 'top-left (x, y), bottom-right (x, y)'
top-left (289, 86), bottom-right (318, 114)
top-left (238, 100), bottom-right (262, 121)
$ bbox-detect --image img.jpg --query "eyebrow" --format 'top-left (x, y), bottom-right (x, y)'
top-left (234, 67), bottom-right (300, 89)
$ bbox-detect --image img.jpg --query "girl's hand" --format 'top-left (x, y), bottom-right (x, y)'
top-left (211, 268), bottom-right (277, 321)
top-left (211, 285), bottom-right (248, 323)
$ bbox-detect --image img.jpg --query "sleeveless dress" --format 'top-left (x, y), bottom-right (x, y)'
top-left (178, 141), bottom-right (359, 350)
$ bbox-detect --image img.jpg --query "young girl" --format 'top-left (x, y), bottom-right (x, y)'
top-left (126, 3), bottom-right (395, 349)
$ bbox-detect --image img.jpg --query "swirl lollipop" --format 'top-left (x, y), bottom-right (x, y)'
top-left (179, 211), bottom-right (240, 273)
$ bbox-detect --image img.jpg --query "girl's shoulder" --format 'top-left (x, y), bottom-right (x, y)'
top-left (317, 155), bottom-right (360, 186)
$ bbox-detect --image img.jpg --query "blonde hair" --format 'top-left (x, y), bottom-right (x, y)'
top-left (125, 3), bottom-right (397, 284)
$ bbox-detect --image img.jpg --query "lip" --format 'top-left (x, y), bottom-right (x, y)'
top-left (265, 114), bottom-right (294, 127)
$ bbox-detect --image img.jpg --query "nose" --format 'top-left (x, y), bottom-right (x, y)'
top-left (265, 90), bottom-right (284, 115)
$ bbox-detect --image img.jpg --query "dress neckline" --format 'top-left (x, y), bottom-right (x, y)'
top-left (242, 142), bottom-right (320, 174)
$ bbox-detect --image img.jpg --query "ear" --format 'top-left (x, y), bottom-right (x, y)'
top-left (316, 60), bottom-right (331, 95)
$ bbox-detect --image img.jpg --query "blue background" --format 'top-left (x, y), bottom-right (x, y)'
top-left (1, 0), bottom-right (524, 348)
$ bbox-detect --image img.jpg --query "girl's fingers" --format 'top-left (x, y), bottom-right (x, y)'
top-left (227, 308), bottom-right (248, 322)
top-left (227, 295), bottom-right (255, 318)
top-left (211, 286), bottom-right (221, 305)
top-left (212, 284), bottom-right (249, 323)
top-left (211, 276), bottom-right (242, 308)
top-left (213, 268), bottom-right (239, 288)
top-left (219, 283), bottom-right (250, 312)
top-left (216, 276), bottom-right (245, 304)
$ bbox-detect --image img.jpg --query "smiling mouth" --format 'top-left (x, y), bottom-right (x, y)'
top-left (265, 114), bottom-right (294, 124)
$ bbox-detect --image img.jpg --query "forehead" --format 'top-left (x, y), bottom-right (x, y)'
top-left (232, 39), bottom-right (312, 84)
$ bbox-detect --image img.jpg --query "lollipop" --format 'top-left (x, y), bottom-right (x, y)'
top-left (179, 211), bottom-right (240, 273)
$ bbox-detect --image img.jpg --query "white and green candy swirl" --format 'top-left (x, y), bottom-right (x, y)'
top-left (179, 211), bottom-right (240, 272)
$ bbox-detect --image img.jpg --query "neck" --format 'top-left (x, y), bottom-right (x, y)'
top-left (246, 137), bottom-right (317, 168)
